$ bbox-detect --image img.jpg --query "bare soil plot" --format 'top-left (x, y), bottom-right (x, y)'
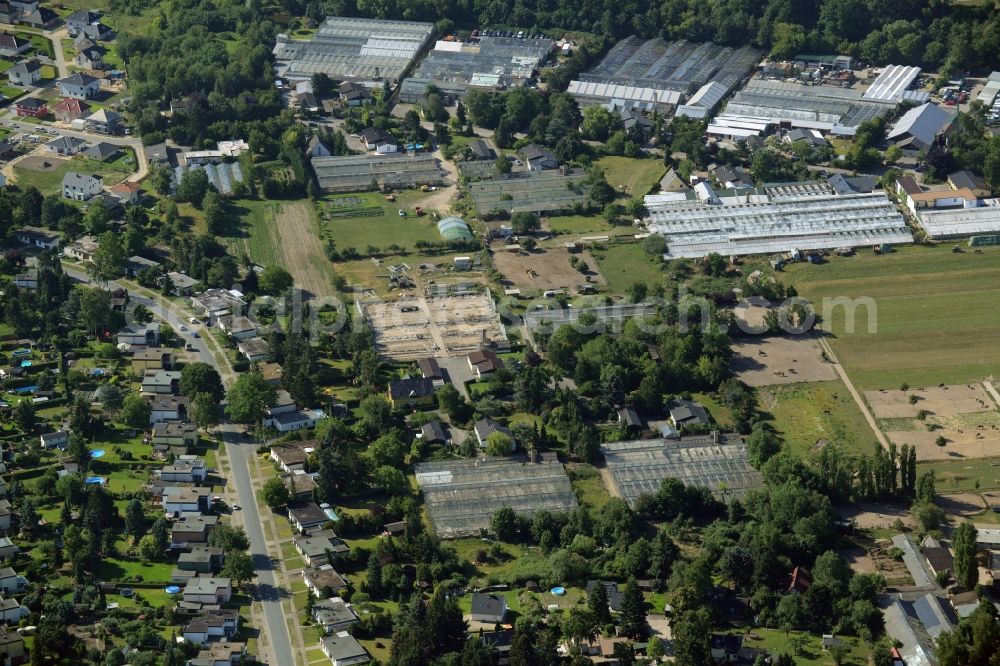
top-left (18, 154), bottom-right (66, 171)
top-left (836, 502), bottom-right (915, 530)
top-left (869, 540), bottom-right (915, 587)
top-left (273, 201), bottom-right (337, 299)
top-left (887, 424), bottom-right (1000, 461)
top-left (837, 546), bottom-right (876, 574)
top-left (730, 334), bottom-right (838, 387)
top-left (935, 492), bottom-right (986, 517)
top-left (491, 247), bottom-right (605, 292)
top-left (865, 383), bottom-right (997, 419)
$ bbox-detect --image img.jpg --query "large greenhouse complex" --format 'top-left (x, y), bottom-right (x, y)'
top-left (915, 202), bottom-right (1000, 239)
top-left (311, 153), bottom-right (443, 193)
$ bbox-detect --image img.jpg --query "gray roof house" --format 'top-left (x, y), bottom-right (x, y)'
top-left (58, 72), bottom-right (100, 100)
top-left (470, 593), bottom-right (507, 624)
top-left (313, 597), bottom-right (359, 633)
top-left (668, 399), bottom-right (710, 428)
top-left (62, 171), bottom-right (102, 200)
top-left (320, 631), bottom-right (370, 666)
top-left (82, 141), bottom-right (120, 161)
top-left (520, 144), bottom-right (557, 170)
top-left (473, 417), bottom-right (512, 449)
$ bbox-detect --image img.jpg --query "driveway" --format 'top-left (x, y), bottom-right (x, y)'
top-left (435, 355), bottom-right (475, 398)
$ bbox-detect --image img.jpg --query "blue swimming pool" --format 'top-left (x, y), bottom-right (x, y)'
top-left (84, 476), bottom-right (106, 485)
top-left (165, 585), bottom-right (181, 594)
top-left (13, 386), bottom-right (37, 395)
top-left (11, 349), bottom-right (30, 358)
top-left (551, 587), bottom-right (566, 596)
top-left (19, 360), bottom-right (31, 368)
top-left (90, 449), bottom-right (106, 458)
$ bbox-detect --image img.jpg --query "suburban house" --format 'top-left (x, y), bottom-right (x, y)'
top-left (312, 597), bottom-right (359, 633)
top-left (62, 172), bottom-right (103, 201)
top-left (259, 361), bottom-right (283, 386)
top-left (473, 418), bottom-right (512, 449)
top-left (320, 631), bottom-right (370, 666)
top-left (14, 96), bottom-right (45, 117)
top-left (65, 9), bottom-right (101, 36)
top-left (0, 629), bottom-right (24, 665)
top-left (75, 42), bottom-right (105, 69)
top-left (170, 513), bottom-right (218, 546)
top-left (39, 431), bottom-right (69, 450)
top-left (293, 529), bottom-right (349, 567)
top-left (118, 323), bottom-right (160, 347)
top-left (520, 144), bottom-right (558, 170)
top-left (470, 593), bottom-right (507, 624)
top-left (64, 234), bottom-right (100, 261)
top-left (13, 269), bottom-right (36, 289)
top-left (288, 502), bottom-right (329, 533)
top-left (0, 539), bottom-right (19, 561)
top-left (468, 349), bottom-right (503, 378)
top-left (236, 337), bottom-right (269, 363)
top-left (420, 420), bottom-right (447, 445)
top-left (667, 399), bottom-right (710, 428)
top-left (125, 255), bottom-right (159, 277)
top-left (283, 471), bottom-right (317, 500)
top-left (44, 135), bottom-right (86, 156)
top-left (307, 135), bottom-right (331, 157)
top-left (0, 598), bottom-right (28, 625)
top-left (149, 395), bottom-right (190, 424)
top-left (264, 408), bottom-right (326, 433)
top-left (16, 226), bottom-right (61, 249)
top-left (7, 60), bottom-right (41, 86)
top-left (79, 22), bottom-right (113, 41)
top-left (360, 128), bottom-right (397, 153)
top-left (140, 369), bottom-right (181, 395)
top-left (303, 564), bottom-right (348, 597)
top-left (158, 456), bottom-right (207, 483)
top-left (710, 635), bottom-right (744, 663)
top-left (111, 180), bottom-right (142, 204)
top-left (269, 389), bottom-right (297, 416)
top-left (417, 357), bottom-right (443, 384)
top-left (712, 165), bottom-right (755, 189)
top-left (58, 72), bottom-right (101, 100)
top-left (183, 577), bottom-right (233, 605)
top-left (469, 139), bottom-right (496, 161)
top-left (182, 610), bottom-right (240, 645)
top-left (165, 271), bottom-right (201, 296)
top-left (895, 175), bottom-right (977, 216)
top-left (83, 141), bottom-right (119, 161)
top-left (0, 500), bottom-right (10, 531)
top-left (585, 580), bottom-right (624, 613)
top-left (618, 408), bottom-right (642, 431)
top-left (217, 315), bottom-right (258, 340)
top-left (190, 289), bottom-right (247, 323)
top-left (190, 641), bottom-right (246, 666)
top-left (152, 421), bottom-right (198, 449)
top-left (340, 81), bottom-right (373, 106)
top-left (163, 487), bottom-right (210, 516)
top-left (270, 442), bottom-right (314, 473)
top-left (0, 33), bottom-right (30, 57)
top-left (0, 568), bottom-right (24, 595)
top-left (923, 541), bottom-right (954, 578)
top-left (86, 107), bottom-right (121, 134)
top-left (177, 546), bottom-right (225, 574)
top-left (19, 7), bottom-right (58, 29)
top-left (387, 377), bottom-right (435, 408)
top-left (131, 347), bottom-right (173, 372)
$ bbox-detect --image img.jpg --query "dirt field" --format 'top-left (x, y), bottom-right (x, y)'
top-left (865, 383), bottom-right (998, 418)
top-left (491, 247), bottom-right (606, 292)
top-left (18, 154), bottom-right (66, 171)
top-left (836, 502), bottom-right (915, 530)
top-left (730, 334), bottom-right (838, 387)
top-left (273, 201), bottom-right (337, 299)
top-left (886, 423), bottom-right (1000, 461)
top-left (935, 492), bottom-right (987, 517)
top-left (837, 546), bottom-right (876, 574)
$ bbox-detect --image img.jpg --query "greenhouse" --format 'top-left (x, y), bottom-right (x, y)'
top-left (437, 217), bottom-right (473, 241)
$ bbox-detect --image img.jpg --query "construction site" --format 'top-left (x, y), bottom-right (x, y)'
top-left (356, 290), bottom-right (508, 360)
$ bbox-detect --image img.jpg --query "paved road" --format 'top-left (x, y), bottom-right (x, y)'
top-left (61, 266), bottom-right (295, 666)
top-left (45, 26), bottom-right (69, 78)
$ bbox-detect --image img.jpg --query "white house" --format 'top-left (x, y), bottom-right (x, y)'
top-left (62, 171), bottom-right (102, 201)
top-left (265, 409), bottom-right (326, 433)
top-left (16, 226), bottom-right (61, 250)
top-left (0, 569), bottom-right (24, 595)
top-left (320, 631), bottom-right (370, 666)
top-left (58, 72), bottom-right (100, 100)
top-left (307, 135), bottom-right (331, 157)
top-left (7, 60), bottom-right (41, 86)
top-left (0, 500), bottom-right (10, 532)
top-left (182, 577), bottom-right (232, 605)
top-left (0, 599), bottom-right (27, 625)
top-left (181, 610), bottom-right (240, 645)
top-left (39, 431), bottom-right (69, 449)
top-left (217, 315), bottom-right (258, 341)
top-left (149, 395), bottom-right (190, 424)
top-left (158, 456), bottom-right (207, 484)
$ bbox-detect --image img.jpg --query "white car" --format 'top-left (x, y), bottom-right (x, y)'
top-left (178, 324), bottom-right (187, 331)
top-left (188, 317), bottom-right (200, 324)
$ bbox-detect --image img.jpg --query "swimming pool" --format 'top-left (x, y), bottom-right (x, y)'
top-left (165, 585), bottom-right (181, 594)
top-left (90, 449), bottom-right (106, 458)
top-left (13, 386), bottom-right (37, 395)
top-left (19, 361), bottom-right (31, 368)
top-left (11, 349), bottom-right (30, 358)
top-left (84, 476), bottom-right (106, 485)
top-left (551, 586), bottom-right (566, 596)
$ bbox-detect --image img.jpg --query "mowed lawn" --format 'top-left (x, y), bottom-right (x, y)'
top-left (318, 191), bottom-right (441, 252)
top-left (226, 199), bottom-right (283, 268)
top-left (784, 245), bottom-right (1000, 390)
top-left (758, 380), bottom-right (880, 457)
top-left (589, 242), bottom-right (664, 294)
top-left (13, 154), bottom-right (133, 196)
top-left (594, 156), bottom-right (665, 197)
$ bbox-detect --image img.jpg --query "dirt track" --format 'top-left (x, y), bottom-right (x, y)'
top-left (274, 201), bottom-right (336, 299)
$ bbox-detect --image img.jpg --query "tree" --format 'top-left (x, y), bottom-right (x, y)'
top-left (89, 231), bottom-right (127, 284)
top-left (226, 371), bottom-right (276, 426)
top-left (260, 265), bottom-right (294, 294)
top-left (494, 155), bottom-right (511, 175)
top-left (79, 287), bottom-right (112, 337)
top-left (209, 524), bottom-right (250, 552)
top-left (222, 549), bottom-right (255, 588)
top-left (14, 399), bottom-right (35, 432)
top-left (620, 578), bottom-right (646, 638)
top-left (261, 477), bottom-right (291, 509)
top-left (484, 431), bottom-right (515, 456)
top-left (203, 190), bottom-right (228, 234)
top-left (588, 582), bottom-right (612, 626)
top-left (192, 392), bottom-right (220, 430)
top-left (953, 521), bottom-right (978, 590)
top-left (120, 393), bottom-right (151, 428)
top-left (511, 212), bottom-right (540, 234)
top-left (124, 498), bottom-right (146, 542)
top-left (176, 168), bottom-right (210, 207)
top-left (490, 506), bottom-right (520, 542)
top-left (746, 424), bottom-right (781, 467)
top-left (672, 608), bottom-right (713, 666)
top-left (917, 470), bottom-right (936, 503)
top-left (180, 362), bottom-right (225, 400)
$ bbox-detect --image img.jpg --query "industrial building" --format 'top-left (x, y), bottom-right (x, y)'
top-left (862, 65), bottom-right (927, 103)
top-left (311, 153), bottom-right (443, 193)
top-left (644, 184), bottom-right (912, 258)
top-left (601, 433), bottom-right (761, 507)
top-left (399, 35), bottom-right (553, 103)
top-left (887, 102), bottom-right (956, 151)
top-left (567, 37), bottom-right (761, 112)
top-left (414, 454), bottom-right (578, 538)
top-left (273, 17), bottom-right (433, 84)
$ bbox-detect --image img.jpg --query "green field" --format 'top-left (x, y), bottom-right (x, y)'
top-left (545, 214), bottom-right (635, 237)
top-left (758, 380), bottom-right (879, 457)
top-left (918, 456), bottom-right (1000, 492)
top-left (720, 628), bottom-right (870, 665)
top-left (589, 242), bottom-right (664, 294)
top-left (225, 199), bottom-right (283, 267)
top-left (13, 154), bottom-right (134, 196)
top-left (318, 191), bottom-right (441, 252)
top-left (784, 245), bottom-right (1000, 390)
top-left (594, 156), bottom-right (665, 197)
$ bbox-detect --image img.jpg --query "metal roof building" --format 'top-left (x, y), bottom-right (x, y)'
top-left (644, 189), bottom-right (912, 258)
top-left (568, 37), bottom-right (760, 111)
top-left (887, 102), bottom-right (956, 150)
top-left (273, 17), bottom-right (433, 83)
top-left (916, 200), bottom-right (1000, 239)
top-left (863, 65), bottom-right (923, 102)
top-left (311, 153), bottom-right (443, 193)
top-left (399, 36), bottom-right (552, 103)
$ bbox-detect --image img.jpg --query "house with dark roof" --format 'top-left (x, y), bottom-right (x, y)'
top-left (0, 32), bottom-right (30, 57)
top-left (58, 72), bottom-right (100, 100)
top-left (667, 399), bottom-right (710, 428)
top-left (75, 42), bottom-right (106, 70)
top-left (710, 634), bottom-right (743, 662)
top-left (5, 59), bottom-right (40, 86)
top-left (182, 609), bottom-right (240, 645)
top-left (45, 135), bottom-right (89, 156)
top-left (387, 377), bottom-right (435, 408)
top-left (65, 9), bottom-right (101, 36)
top-left (617, 408), bottom-right (642, 430)
top-left (0, 140), bottom-right (15, 160)
top-left (303, 564), bottom-right (348, 597)
top-left (586, 580), bottom-right (623, 612)
top-left (313, 597), bottom-right (359, 633)
top-left (19, 7), bottom-right (58, 29)
top-left (340, 81), bottom-right (373, 107)
top-left (887, 102), bottom-right (955, 152)
top-left (307, 135), bottom-right (331, 157)
top-left (469, 139), bottom-right (496, 161)
top-left (360, 128), bottom-right (396, 153)
top-left (712, 165), bottom-right (754, 189)
top-left (468, 349), bottom-right (503, 378)
top-left (86, 108), bottom-right (122, 134)
top-left (417, 357), bottom-right (443, 383)
top-left (293, 528), bottom-right (349, 567)
top-left (13, 95), bottom-right (45, 117)
top-left (269, 441), bottom-right (314, 473)
top-left (827, 173), bottom-right (877, 195)
top-left (421, 420), bottom-right (447, 444)
top-left (320, 631), bottom-right (370, 666)
top-left (473, 418), bottom-right (512, 449)
top-left (787, 566), bottom-right (810, 594)
top-left (288, 502), bottom-right (329, 533)
top-left (923, 545), bottom-right (954, 578)
top-left (520, 143), bottom-right (557, 170)
top-left (470, 593), bottom-right (507, 624)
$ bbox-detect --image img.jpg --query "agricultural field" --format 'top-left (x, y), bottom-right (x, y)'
top-left (588, 242), bottom-right (664, 294)
top-left (784, 245), bottom-right (1000, 390)
top-left (594, 156), bottom-right (665, 197)
top-left (757, 380), bottom-right (880, 457)
top-left (317, 191), bottom-right (442, 251)
top-left (917, 456), bottom-right (1000, 493)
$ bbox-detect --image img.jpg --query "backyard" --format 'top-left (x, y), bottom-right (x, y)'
top-left (317, 190), bottom-right (445, 252)
top-left (588, 242), bottom-right (664, 294)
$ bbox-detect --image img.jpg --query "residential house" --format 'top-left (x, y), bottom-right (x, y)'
top-left (141, 369), bottom-right (181, 395)
top-left (473, 418), bottom-right (512, 450)
top-left (387, 377), bottom-right (435, 408)
top-left (0, 3), bottom-right (13, 23)
top-left (0, 500), bottom-right (10, 531)
top-left (585, 580), bottom-right (623, 613)
top-left (64, 234), bottom-right (99, 261)
top-left (712, 165), bottom-right (754, 189)
top-left (0, 569), bottom-right (23, 595)
top-left (165, 271), bottom-right (201, 296)
top-left (145, 142), bottom-right (169, 165)
top-left (12, 269), bottom-right (35, 289)
top-left (621, 109), bottom-right (654, 140)
top-left (65, 10), bottom-right (101, 36)
top-left (0, 599), bottom-right (27, 625)
top-left (340, 81), bottom-right (373, 107)
top-left (469, 139), bottom-right (496, 161)
top-left (170, 513), bottom-right (218, 547)
top-left (710, 634), bottom-right (743, 663)
top-left (74, 42), bottom-right (105, 70)
top-left (259, 361), bottom-right (283, 386)
top-left (360, 128), bottom-right (397, 153)
top-left (303, 564), bottom-right (348, 597)
top-left (270, 442), bottom-right (314, 473)
top-left (923, 544), bottom-right (954, 579)
top-left (265, 408), bottom-right (326, 433)
top-left (895, 175), bottom-right (977, 216)
top-left (417, 357), bottom-right (443, 384)
top-left (182, 610), bottom-right (240, 645)
top-left (307, 135), bottom-right (331, 157)
top-left (468, 349), bottom-right (503, 378)
top-left (7, 60), bottom-right (41, 86)
top-left (79, 22), bottom-right (113, 41)
top-left (190, 289), bottom-right (247, 323)
top-left (117, 322), bottom-right (160, 347)
top-left (39, 431), bottom-right (68, 450)
top-left (82, 141), bottom-right (119, 161)
top-left (283, 471), bottom-right (317, 500)
top-left (149, 395), bottom-right (190, 424)
top-left (62, 172), bottom-right (102, 201)
top-left (617, 408), bottom-right (642, 431)
top-left (177, 546), bottom-right (225, 574)
top-left (887, 102), bottom-right (955, 152)
top-left (0, 33), bottom-right (30, 57)
top-left (163, 487), bottom-right (210, 516)
top-left (13, 96), bottom-right (45, 117)
top-left (217, 315), bottom-right (258, 340)
top-left (520, 144), bottom-right (558, 170)
top-left (159, 456), bottom-right (207, 483)
top-left (152, 421), bottom-right (198, 449)
top-left (470, 593), bottom-right (507, 624)
top-left (948, 170), bottom-right (991, 198)
top-left (784, 128), bottom-right (828, 147)
top-left (131, 347), bottom-right (173, 372)
top-left (420, 420), bottom-right (447, 445)
top-left (320, 632), bottom-right (370, 666)
top-left (0, 629), bottom-right (24, 666)
top-left (667, 399), bottom-right (710, 428)
top-left (16, 226), bottom-right (61, 249)
top-left (125, 254), bottom-right (159, 277)
top-left (58, 73), bottom-right (100, 100)
top-left (19, 7), bottom-right (58, 29)
top-left (479, 630), bottom-right (515, 666)
top-left (0, 539), bottom-right (18, 561)
top-left (293, 529), bottom-right (348, 567)
top-left (312, 597), bottom-right (358, 633)
top-left (111, 180), bottom-right (142, 204)
top-left (183, 577), bottom-right (233, 605)
top-left (86, 108), bottom-right (121, 134)
top-left (44, 135), bottom-right (86, 156)
top-left (269, 389), bottom-right (297, 416)
top-left (289, 503), bottom-right (329, 533)
top-left (236, 336), bottom-right (269, 363)
top-left (189, 642), bottom-right (246, 666)
top-left (298, 91), bottom-right (319, 113)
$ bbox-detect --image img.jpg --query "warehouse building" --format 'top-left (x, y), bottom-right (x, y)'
top-left (568, 37), bottom-right (760, 112)
top-left (644, 185), bottom-right (912, 258)
top-left (311, 153), bottom-right (443, 193)
top-left (886, 102), bottom-right (956, 152)
top-left (399, 35), bottom-right (553, 103)
top-left (862, 65), bottom-right (927, 103)
top-left (273, 17), bottom-right (433, 84)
